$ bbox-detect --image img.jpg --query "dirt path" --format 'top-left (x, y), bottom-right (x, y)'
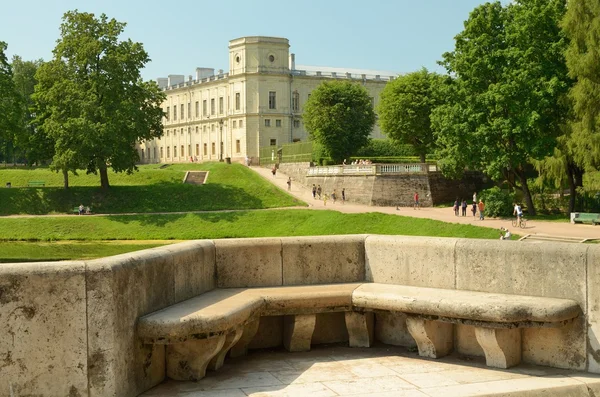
top-left (250, 166), bottom-right (600, 241)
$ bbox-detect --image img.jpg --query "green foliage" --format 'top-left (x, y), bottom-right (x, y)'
top-left (0, 210), bottom-right (504, 242)
top-left (0, 42), bottom-right (22, 164)
top-left (563, 0), bottom-right (600, 170)
top-left (432, 0), bottom-right (571, 215)
top-left (355, 139), bottom-right (417, 157)
top-left (378, 69), bottom-right (446, 162)
top-left (304, 81), bottom-right (376, 164)
top-left (0, 163), bottom-right (303, 215)
top-left (480, 187), bottom-right (515, 217)
top-left (33, 11), bottom-right (166, 188)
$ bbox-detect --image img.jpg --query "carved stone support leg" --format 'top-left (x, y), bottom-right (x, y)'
top-left (283, 314), bottom-right (316, 352)
top-left (474, 327), bottom-right (521, 369)
top-left (406, 317), bottom-right (453, 358)
top-left (166, 336), bottom-right (225, 381)
top-left (229, 318), bottom-right (260, 358)
top-left (345, 311), bottom-right (374, 347)
top-left (208, 327), bottom-right (244, 371)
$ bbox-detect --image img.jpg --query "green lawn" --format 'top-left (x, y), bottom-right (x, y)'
top-left (0, 163), bottom-right (303, 215)
top-left (0, 241), bottom-right (167, 262)
top-left (0, 209), bottom-right (502, 241)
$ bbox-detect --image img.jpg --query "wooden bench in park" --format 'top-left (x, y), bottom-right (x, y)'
top-left (27, 181), bottom-right (45, 187)
top-left (137, 282), bottom-right (580, 381)
top-left (573, 212), bottom-right (600, 225)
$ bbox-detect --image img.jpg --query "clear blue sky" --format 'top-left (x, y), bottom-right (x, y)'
top-left (2, 0), bottom-right (504, 80)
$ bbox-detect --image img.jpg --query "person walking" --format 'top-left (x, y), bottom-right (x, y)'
top-left (453, 199), bottom-right (459, 216)
top-left (478, 199), bottom-right (485, 220)
top-left (317, 185), bottom-right (322, 200)
top-left (341, 188), bottom-right (346, 204)
top-left (461, 199), bottom-right (467, 216)
top-left (271, 165), bottom-right (277, 177)
top-left (287, 177), bottom-right (292, 191)
top-left (331, 190), bottom-right (337, 204)
top-left (473, 192), bottom-right (477, 204)
top-left (312, 184), bottom-right (317, 199)
top-left (323, 193), bottom-right (328, 206)
top-left (413, 192), bottom-right (419, 210)
top-left (471, 202), bottom-right (477, 220)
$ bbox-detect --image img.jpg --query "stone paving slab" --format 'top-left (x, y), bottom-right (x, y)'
top-left (140, 344), bottom-right (600, 396)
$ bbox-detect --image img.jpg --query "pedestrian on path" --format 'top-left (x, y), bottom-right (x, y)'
top-left (317, 185), bottom-right (322, 199)
top-left (341, 188), bottom-right (346, 204)
top-left (453, 199), bottom-right (459, 216)
top-left (414, 192), bottom-right (419, 210)
top-left (312, 184), bottom-right (317, 199)
top-left (323, 193), bottom-right (328, 206)
top-left (461, 199), bottom-right (467, 216)
top-left (473, 192), bottom-right (477, 203)
top-left (332, 190), bottom-right (337, 204)
top-left (271, 166), bottom-right (277, 177)
top-left (478, 200), bottom-right (485, 220)
top-left (471, 202), bottom-right (477, 220)
top-left (287, 177), bottom-right (292, 191)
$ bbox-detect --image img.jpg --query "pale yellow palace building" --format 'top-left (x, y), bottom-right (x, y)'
top-left (137, 36), bottom-right (397, 164)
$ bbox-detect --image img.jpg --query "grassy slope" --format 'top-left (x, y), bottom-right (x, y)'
top-left (0, 210), bottom-right (501, 241)
top-left (0, 241), bottom-right (166, 262)
top-left (0, 163), bottom-right (303, 215)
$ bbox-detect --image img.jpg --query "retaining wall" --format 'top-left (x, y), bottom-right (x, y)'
top-left (1, 235), bottom-right (599, 396)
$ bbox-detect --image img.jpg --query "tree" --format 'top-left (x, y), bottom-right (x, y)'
top-left (12, 56), bottom-right (50, 165)
top-left (432, 0), bottom-right (571, 215)
top-left (378, 68), bottom-right (446, 163)
top-left (303, 81), bottom-right (376, 164)
top-left (33, 11), bottom-right (165, 188)
top-left (562, 0), bottom-right (600, 171)
top-left (0, 41), bottom-right (22, 164)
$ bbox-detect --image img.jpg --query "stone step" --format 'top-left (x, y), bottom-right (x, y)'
top-left (184, 171), bottom-right (208, 185)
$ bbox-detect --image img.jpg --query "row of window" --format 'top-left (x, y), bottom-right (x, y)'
top-left (163, 121), bottom-right (245, 137)
top-left (264, 119), bottom-right (302, 128)
top-left (165, 93), bottom-right (242, 121)
top-left (140, 140), bottom-right (244, 160)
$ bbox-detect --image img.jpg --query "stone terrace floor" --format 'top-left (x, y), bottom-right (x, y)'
top-left (141, 344), bottom-right (600, 397)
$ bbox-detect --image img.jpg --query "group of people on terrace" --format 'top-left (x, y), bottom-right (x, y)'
top-left (311, 184), bottom-right (345, 205)
top-left (344, 159), bottom-right (372, 166)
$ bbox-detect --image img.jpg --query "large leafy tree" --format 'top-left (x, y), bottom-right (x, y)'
top-left (432, 0), bottom-right (570, 215)
top-left (34, 11), bottom-right (165, 188)
top-left (304, 81), bottom-right (376, 164)
top-left (563, 0), bottom-right (600, 171)
top-left (0, 41), bottom-right (22, 164)
top-left (378, 68), bottom-right (446, 163)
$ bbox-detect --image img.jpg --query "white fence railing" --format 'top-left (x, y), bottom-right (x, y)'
top-left (306, 163), bottom-right (437, 176)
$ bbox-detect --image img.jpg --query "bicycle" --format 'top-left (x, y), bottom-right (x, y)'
top-left (511, 217), bottom-right (527, 228)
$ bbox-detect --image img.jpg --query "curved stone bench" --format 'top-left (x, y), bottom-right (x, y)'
top-left (138, 282), bottom-right (581, 381)
top-left (352, 283), bottom-right (581, 368)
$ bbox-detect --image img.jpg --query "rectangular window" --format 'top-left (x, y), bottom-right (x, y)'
top-left (173, 146), bottom-right (177, 157)
top-left (219, 97), bottom-right (223, 114)
top-left (167, 146), bottom-right (171, 157)
top-left (293, 120), bottom-right (300, 128)
top-left (203, 143), bottom-right (207, 155)
top-left (211, 98), bottom-right (215, 115)
top-left (195, 101), bottom-right (199, 117)
top-left (166, 130), bottom-right (170, 137)
top-left (292, 91), bottom-right (300, 112)
top-left (181, 104), bottom-right (185, 119)
top-left (270, 139), bottom-right (277, 146)
top-left (233, 120), bottom-right (237, 128)
top-left (160, 147), bottom-right (164, 158)
top-left (181, 128), bottom-right (184, 135)
top-left (153, 147), bottom-right (156, 159)
top-left (195, 126), bottom-right (198, 134)
top-left (188, 145), bottom-right (191, 156)
top-left (236, 139), bottom-right (241, 153)
top-left (203, 100), bottom-right (207, 116)
top-left (181, 145), bottom-right (184, 156)
top-left (239, 120), bottom-right (243, 128)
top-left (275, 119), bottom-right (281, 127)
top-left (235, 93), bottom-right (240, 110)
top-left (166, 106), bottom-right (170, 120)
top-left (265, 119), bottom-right (271, 127)
top-left (211, 124), bottom-right (215, 132)
top-left (211, 142), bottom-right (216, 155)
top-left (269, 91), bottom-right (276, 109)
top-left (196, 144), bottom-right (199, 156)
top-left (187, 102), bottom-right (191, 118)
top-left (173, 106), bottom-right (177, 121)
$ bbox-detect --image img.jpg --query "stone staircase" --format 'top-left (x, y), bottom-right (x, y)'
top-left (184, 171), bottom-right (208, 185)
top-left (519, 234), bottom-right (592, 244)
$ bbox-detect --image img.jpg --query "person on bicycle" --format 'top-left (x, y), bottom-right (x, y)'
top-left (513, 203), bottom-right (523, 226)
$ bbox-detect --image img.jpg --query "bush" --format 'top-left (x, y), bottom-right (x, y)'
top-left (356, 139), bottom-right (417, 157)
top-left (480, 187), bottom-right (514, 217)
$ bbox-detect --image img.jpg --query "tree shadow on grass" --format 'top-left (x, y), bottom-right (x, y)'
top-left (0, 182), bottom-right (267, 215)
top-left (107, 210), bottom-right (244, 228)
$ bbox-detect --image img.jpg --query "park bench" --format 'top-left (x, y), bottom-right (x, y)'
top-left (573, 212), bottom-right (600, 225)
top-left (27, 181), bottom-right (45, 187)
top-left (72, 207), bottom-right (92, 215)
top-left (137, 282), bottom-right (580, 381)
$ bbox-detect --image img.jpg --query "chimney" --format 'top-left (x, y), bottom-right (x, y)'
top-left (289, 53), bottom-right (296, 70)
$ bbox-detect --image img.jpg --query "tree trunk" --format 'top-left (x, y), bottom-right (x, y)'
top-left (100, 165), bottom-right (110, 189)
top-left (419, 153), bottom-right (426, 163)
top-left (515, 168), bottom-right (536, 215)
top-left (62, 169), bottom-right (69, 189)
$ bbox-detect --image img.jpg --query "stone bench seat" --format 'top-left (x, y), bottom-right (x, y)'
top-left (138, 282), bottom-right (581, 381)
top-left (352, 283), bottom-right (580, 369)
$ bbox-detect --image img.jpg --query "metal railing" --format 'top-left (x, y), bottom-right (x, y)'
top-left (307, 163), bottom-right (437, 176)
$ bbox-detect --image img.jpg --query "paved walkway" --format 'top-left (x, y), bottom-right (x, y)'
top-left (141, 344), bottom-right (600, 397)
top-left (251, 166), bottom-right (600, 241)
